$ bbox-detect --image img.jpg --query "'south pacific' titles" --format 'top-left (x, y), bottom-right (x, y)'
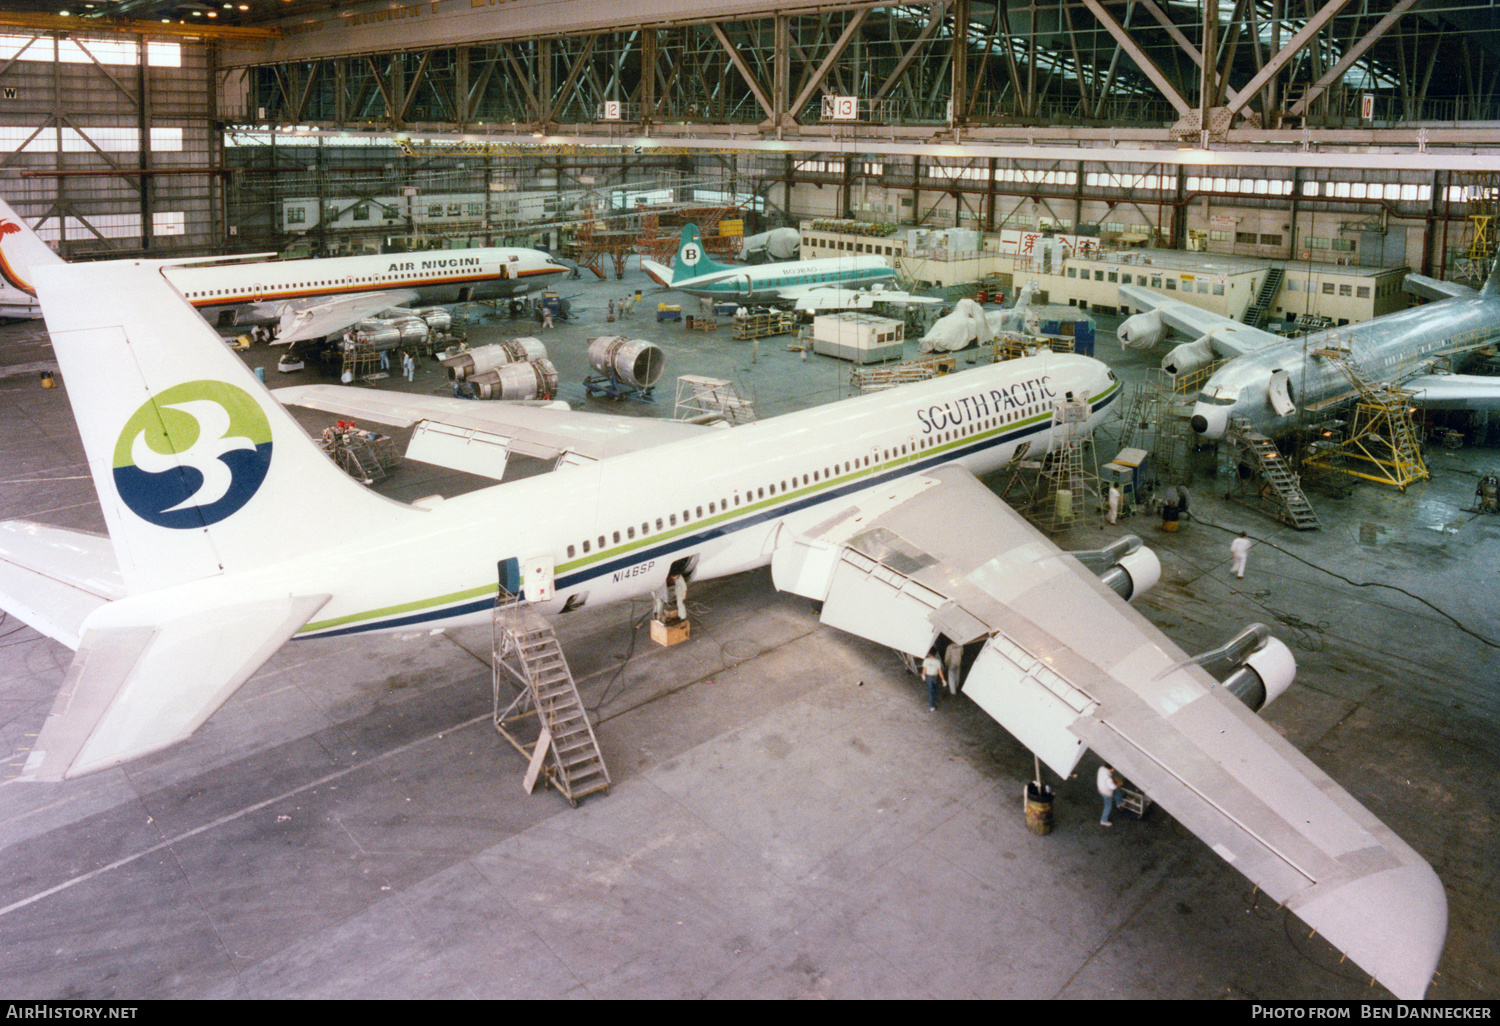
top-left (915, 374), bottom-right (1058, 434)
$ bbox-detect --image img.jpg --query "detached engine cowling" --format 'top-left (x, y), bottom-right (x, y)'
top-left (1161, 336), bottom-right (1217, 378)
top-left (1117, 309), bottom-right (1166, 349)
top-left (1069, 536), bottom-right (1162, 602)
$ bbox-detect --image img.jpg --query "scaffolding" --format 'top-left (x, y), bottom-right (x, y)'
top-left (673, 374), bottom-right (757, 424)
top-left (1302, 347), bottom-right (1428, 490)
top-left (1032, 395), bottom-right (1102, 532)
top-left (849, 352), bottom-right (959, 392)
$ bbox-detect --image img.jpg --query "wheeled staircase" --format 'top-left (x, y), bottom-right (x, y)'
top-left (1228, 420), bottom-right (1321, 530)
top-left (492, 598), bottom-right (610, 807)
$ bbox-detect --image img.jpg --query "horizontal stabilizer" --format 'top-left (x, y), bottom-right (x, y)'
top-left (277, 385), bottom-right (713, 471)
top-left (1402, 273), bottom-right (1476, 302)
top-left (20, 591), bottom-right (330, 780)
top-left (0, 521), bottom-right (123, 648)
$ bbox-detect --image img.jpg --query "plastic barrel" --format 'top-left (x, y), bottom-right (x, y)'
top-left (1055, 488), bottom-right (1073, 520)
top-left (1024, 782), bottom-right (1054, 835)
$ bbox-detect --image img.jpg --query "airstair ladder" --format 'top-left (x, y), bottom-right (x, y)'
top-left (1228, 419), bottom-right (1321, 529)
top-left (1241, 267), bottom-right (1285, 328)
top-left (492, 596), bottom-right (610, 807)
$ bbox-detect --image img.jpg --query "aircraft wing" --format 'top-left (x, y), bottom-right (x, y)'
top-left (1402, 373), bottom-right (1500, 409)
top-left (1402, 273), bottom-right (1476, 302)
top-left (273, 289), bottom-right (420, 345)
top-left (275, 384), bottom-right (718, 479)
top-left (785, 285), bottom-right (941, 313)
top-left (769, 464), bottom-right (1446, 999)
top-left (1118, 284), bottom-right (1282, 358)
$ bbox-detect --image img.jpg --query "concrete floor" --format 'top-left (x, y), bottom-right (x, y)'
top-left (0, 263), bottom-right (1495, 1000)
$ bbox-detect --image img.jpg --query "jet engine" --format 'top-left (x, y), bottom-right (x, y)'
top-left (1178, 624), bottom-right (1296, 712)
top-left (588, 335), bottom-right (665, 389)
top-left (1117, 309), bottom-right (1166, 349)
top-left (1068, 536), bottom-right (1161, 602)
top-left (468, 357), bottom-right (558, 400)
top-left (1161, 336), bottom-right (1217, 378)
top-left (442, 338), bottom-right (547, 381)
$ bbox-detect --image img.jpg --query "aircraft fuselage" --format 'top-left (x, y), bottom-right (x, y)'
top-left (1191, 294), bottom-right (1500, 438)
top-left (271, 352), bottom-right (1119, 639)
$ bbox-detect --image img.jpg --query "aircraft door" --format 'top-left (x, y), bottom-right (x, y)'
top-left (734, 274), bottom-right (753, 298)
top-left (523, 555), bottom-right (555, 602)
top-left (1268, 369), bottom-right (1296, 417)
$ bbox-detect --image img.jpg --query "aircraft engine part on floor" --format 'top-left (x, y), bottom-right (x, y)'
top-left (587, 335), bottom-right (666, 390)
top-left (442, 337), bottom-right (548, 381)
top-left (466, 357), bottom-right (558, 400)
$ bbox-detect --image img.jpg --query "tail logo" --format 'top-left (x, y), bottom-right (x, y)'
top-left (679, 242), bottom-right (701, 267)
top-left (112, 381), bottom-right (273, 528)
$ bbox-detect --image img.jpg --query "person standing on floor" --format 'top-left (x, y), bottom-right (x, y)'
top-left (1098, 764), bottom-right (1123, 827)
top-left (1107, 484), bottom-right (1121, 525)
top-left (1230, 531), bottom-right (1252, 579)
top-left (921, 649), bottom-right (945, 712)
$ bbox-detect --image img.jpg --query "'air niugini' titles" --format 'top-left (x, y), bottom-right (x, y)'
top-left (916, 375), bottom-right (1057, 434)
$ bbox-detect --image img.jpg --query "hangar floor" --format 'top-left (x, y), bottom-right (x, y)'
top-left (0, 265), bottom-right (1495, 1000)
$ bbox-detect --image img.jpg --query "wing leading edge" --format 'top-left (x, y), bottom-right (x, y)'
top-left (1119, 283), bottom-right (1283, 358)
top-left (770, 465), bottom-right (1445, 998)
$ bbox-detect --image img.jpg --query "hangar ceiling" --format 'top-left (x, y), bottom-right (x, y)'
top-left (7, 1), bottom-right (1500, 164)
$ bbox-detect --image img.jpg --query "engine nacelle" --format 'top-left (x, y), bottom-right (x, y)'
top-left (1161, 336), bottom-right (1217, 378)
top-left (1178, 624), bottom-right (1297, 712)
top-left (1117, 309), bottom-right (1166, 349)
top-left (1069, 536), bottom-right (1161, 602)
top-left (1221, 637), bottom-right (1296, 711)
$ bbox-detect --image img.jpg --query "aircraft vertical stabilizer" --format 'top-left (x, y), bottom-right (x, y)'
top-left (1481, 252), bottom-right (1500, 297)
top-left (32, 260), bottom-right (412, 597)
top-left (0, 197), bottom-right (65, 297)
top-left (670, 223), bottom-right (734, 283)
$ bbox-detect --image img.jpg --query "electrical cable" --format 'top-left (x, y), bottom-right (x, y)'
top-left (1189, 511), bottom-right (1500, 650)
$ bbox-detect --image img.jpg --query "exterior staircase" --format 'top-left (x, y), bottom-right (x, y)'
top-left (1241, 267), bottom-right (1285, 328)
top-left (492, 597), bottom-right (610, 807)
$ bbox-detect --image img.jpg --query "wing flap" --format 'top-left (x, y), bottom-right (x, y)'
top-left (20, 592), bottom-right (331, 780)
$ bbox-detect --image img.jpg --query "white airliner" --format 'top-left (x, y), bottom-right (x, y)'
top-left (0, 258), bottom-right (1446, 999)
top-left (643, 223), bottom-right (936, 312)
top-left (1117, 259), bottom-right (1500, 439)
top-left (0, 197), bottom-right (569, 343)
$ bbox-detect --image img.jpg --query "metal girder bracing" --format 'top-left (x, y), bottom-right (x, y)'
top-left (1226, 0), bottom-right (1357, 118)
top-left (1079, 0), bottom-right (1193, 116)
top-left (1286, 0), bottom-right (1420, 117)
top-left (234, 2), bottom-right (1500, 155)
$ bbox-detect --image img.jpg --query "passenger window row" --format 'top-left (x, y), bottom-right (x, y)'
top-left (559, 398), bottom-right (1067, 564)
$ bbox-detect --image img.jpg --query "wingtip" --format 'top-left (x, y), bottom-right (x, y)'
top-left (1293, 858), bottom-right (1447, 999)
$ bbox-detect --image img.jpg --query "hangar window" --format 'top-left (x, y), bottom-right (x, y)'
top-left (1165, 280), bottom-right (1177, 290)
top-left (1323, 283), bottom-right (1336, 295)
top-left (1357, 287), bottom-right (1370, 298)
top-left (1340, 284), bottom-right (1352, 296)
top-left (1151, 276), bottom-right (1162, 288)
top-left (1067, 267), bottom-right (1077, 278)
